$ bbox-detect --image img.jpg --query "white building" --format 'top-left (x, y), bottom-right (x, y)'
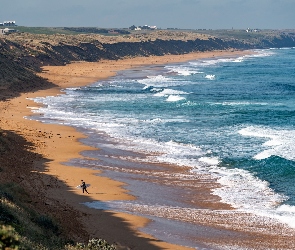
top-left (0, 28), bottom-right (17, 35)
top-left (3, 21), bottom-right (16, 26)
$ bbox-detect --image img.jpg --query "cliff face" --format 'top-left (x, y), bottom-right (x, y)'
top-left (1, 31), bottom-right (295, 99)
top-left (8, 37), bottom-right (259, 66)
top-left (0, 39), bottom-right (54, 99)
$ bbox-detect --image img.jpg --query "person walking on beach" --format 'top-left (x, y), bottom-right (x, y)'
top-left (81, 180), bottom-right (89, 194)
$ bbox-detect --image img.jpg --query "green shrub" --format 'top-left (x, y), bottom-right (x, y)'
top-left (66, 238), bottom-right (116, 250)
top-left (33, 215), bottom-right (59, 234)
top-left (0, 204), bottom-right (19, 225)
top-left (0, 225), bottom-right (20, 249)
top-left (0, 186), bottom-right (115, 250)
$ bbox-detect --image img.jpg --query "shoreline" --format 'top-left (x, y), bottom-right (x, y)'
top-left (0, 50), bottom-right (260, 249)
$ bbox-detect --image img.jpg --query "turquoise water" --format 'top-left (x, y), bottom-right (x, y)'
top-left (31, 48), bottom-right (295, 247)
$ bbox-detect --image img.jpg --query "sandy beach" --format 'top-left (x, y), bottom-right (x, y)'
top-left (4, 49), bottom-right (293, 250)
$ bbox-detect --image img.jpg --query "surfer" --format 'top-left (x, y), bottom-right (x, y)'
top-left (81, 180), bottom-right (89, 194)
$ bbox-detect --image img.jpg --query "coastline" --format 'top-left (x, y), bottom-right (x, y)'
top-left (0, 50), bottom-right (256, 249)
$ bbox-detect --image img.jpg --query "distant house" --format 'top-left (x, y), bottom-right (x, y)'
top-left (0, 28), bottom-right (17, 35)
top-left (142, 25), bottom-right (150, 30)
top-left (129, 24), bottom-right (157, 31)
top-left (246, 28), bottom-right (260, 33)
top-left (3, 21), bottom-right (16, 26)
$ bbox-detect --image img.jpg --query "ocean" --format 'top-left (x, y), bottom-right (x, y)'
top-left (30, 48), bottom-right (295, 249)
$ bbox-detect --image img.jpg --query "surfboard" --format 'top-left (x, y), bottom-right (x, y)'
top-left (76, 184), bottom-right (91, 189)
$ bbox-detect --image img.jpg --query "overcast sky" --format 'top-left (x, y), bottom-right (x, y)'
top-left (1, 0), bottom-right (294, 29)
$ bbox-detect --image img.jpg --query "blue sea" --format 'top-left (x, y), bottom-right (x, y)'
top-left (31, 48), bottom-right (295, 249)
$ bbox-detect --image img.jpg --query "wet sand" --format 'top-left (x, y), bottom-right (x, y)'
top-left (2, 50), bottom-right (295, 249)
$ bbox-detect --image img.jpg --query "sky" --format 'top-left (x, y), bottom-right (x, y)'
top-left (0, 0), bottom-right (294, 30)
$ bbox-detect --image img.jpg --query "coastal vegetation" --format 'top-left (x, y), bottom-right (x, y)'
top-left (0, 198), bottom-right (116, 250)
top-left (0, 184), bottom-right (66, 249)
top-left (0, 188), bottom-right (116, 249)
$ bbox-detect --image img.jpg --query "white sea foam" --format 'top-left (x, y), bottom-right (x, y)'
top-left (138, 75), bottom-right (171, 87)
top-left (248, 49), bottom-right (276, 58)
top-left (211, 101), bottom-right (269, 106)
top-left (154, 88), bottom-right (189, 97)
top-left (149, 87), bottom-right (162, 92)
top-left (185, 50), bottom-right (273, 71)
top-left (239, 126), bottom-right (295, 161)
top-left (65, 87), bottom-right (81, 91)
top-left (142, 118), bottom-right (164, 124)
top-left (138, 74), bottom-right (190, 90)
top-left (185, 128), bottom-right (295, 230)
top-left (257, 205), bottom-right (295, 228)
top-left (177, 101), bottom-right (199, 107)
top-left (233, 56), bottom-right (244, 63)
top-left (278, 47), bottom-right (294, 50)
top-left (189, 56), bottom-right (245, 68)
top-left (165, 65), bottom-right (202, 76)
top-left (205, 74), bottom-right (215, 80)
top-left (111, 138), bottom-right (206, 168)
top-left (166, 95), bottom-right (186, 102)
top-left (211, 166), bottom-right (295, 228)
top-left (213, 167), bottom-right (286, 209)
top-left (199, 156), bottom-right (220, 166)
top-left (152, 87), bottom-right (188, 105)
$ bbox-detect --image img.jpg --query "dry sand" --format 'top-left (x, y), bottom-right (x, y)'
top-left (0, 50), bottom-right (254, 249)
